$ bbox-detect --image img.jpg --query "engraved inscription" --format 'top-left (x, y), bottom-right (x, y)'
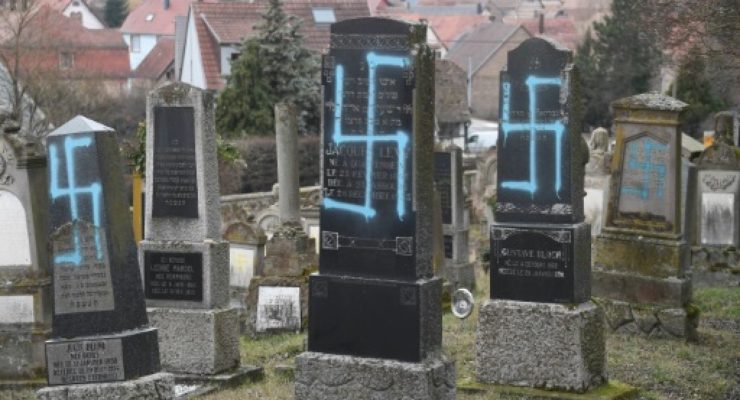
top-left (47, 338), bottom-right (124, 385)
top-left (144, 251), bottom-right (203, 302)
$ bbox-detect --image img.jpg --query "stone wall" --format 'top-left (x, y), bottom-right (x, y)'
top-left (220, 186), bottom-right (322, 231)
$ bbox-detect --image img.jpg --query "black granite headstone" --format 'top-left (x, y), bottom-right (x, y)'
top-left (45, 117), bottom-right (160, 385)
top-left (309, 17), bottom-right (440, 363)
top-left (435, 152), bottom-right (453, 225)
top-left (144, 251), bottom-right (203, 301)
top-left (152, 106), bottom-right (198, 219)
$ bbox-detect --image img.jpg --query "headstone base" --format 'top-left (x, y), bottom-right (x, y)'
top-left (691, 246), bottom-right (740, 288)
top-left (594, 229), bottom-right (689, 278)
top-left (592, 268), bottom-right (691, 307)
top-left (45, 328), bottom-right (161, 386)
top-left (295, 352), bottom-right (455, 400)
top-left (36, 372), bottom-right (174, 400)
top-left (595, 298), bottom-right (698, 340)
top-left (262, 225), bottom-right (317, 277)
top-left (476, 299), bottom-right (606, 393)
top-left (245, 275), bottom-right (308, 338)
top-left (458, 380), bottom-right (638, 400)
top-left (147, 307), bottom-right (239, 375)
top-left (442, 261), bottom-right (476, 291)
top-left (0, 326), bottom-right (48, 380)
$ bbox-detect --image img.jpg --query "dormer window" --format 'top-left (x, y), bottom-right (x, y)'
top-left (312, 8), bottom-right (336, 24)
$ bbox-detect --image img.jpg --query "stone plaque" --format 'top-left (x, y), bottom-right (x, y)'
top-left (443, 234), bottom-right (453, 259)
top-left (46, 338), bottom-right (124, 385)
top-left (229, 245), bottom-right (255, 289)
top-left (52, 221), bottom-right (115, 315)
top-left (256, 286), bottom-right (300, 332)
top-left (700, 192), bottom-right (735, 246)
top-left (0, 190), bottom-right (31, 266)
top-left (617, 135), bottom-right (670, 221)
top-left (144, 251), bottom-right (203, 301)
top-left (435, 152), bottom-right (452, 224)
top-left (490, 225), bottom-right (576, 303)
top-left (320, 18), bottom-right (417, 280)
top-left (152, 107), bottom-right (198, 219)
top-left (496, 38), bottom-right (577, 223)
top-left (0, 295), bottom-right (35, 323)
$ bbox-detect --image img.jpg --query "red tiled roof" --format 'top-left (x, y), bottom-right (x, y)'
top-left (379, 12), bottom-right (490, 48)
top-left (21, 6), bottom-right (127, 49)
top-left (520, 16), bottom-right (578, 50)
top-left (122, 0), bottom-right (215, 36)
top-left (447, 21), bottom-right (530, 75)
top-left (190, 0), bottom-right (370, 90)
top-left (133, 37), bottom-right (174, 79)
top-left (36, 0), bottom-right (72, 12)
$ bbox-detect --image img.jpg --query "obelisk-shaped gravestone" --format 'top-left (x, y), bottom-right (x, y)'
top-left (434, 146), bottom-right (474, 290)
top-left (477, 38), bottom-right (607, 393)
top-left (593, 93), bottom-right (697, 339)
top-left (37, 116), bottom-right (172, 399)
top-left (295, 17), bottom-right (455, 400)
top-left (0, 130), bottom-right (51, 381)
top-left (139, 82), bottom-right (240, 376)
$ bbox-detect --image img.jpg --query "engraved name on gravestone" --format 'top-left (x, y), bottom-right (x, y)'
top-left (495, 39), bottom-right (582, 224)
top-left (144, 252), bottom-right (203, 301)
top-left (47, 338), bottom-right (124, 385)
top-left (152, 107), bottom-right (198, 219)
top-left (320, 19), bottom-right (417, 280)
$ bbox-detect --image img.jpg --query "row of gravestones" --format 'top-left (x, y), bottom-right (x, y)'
top-left (0, 15), bottom-right (726, 400)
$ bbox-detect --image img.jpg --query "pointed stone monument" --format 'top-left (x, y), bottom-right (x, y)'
top-left (37, 116), bottom-right (172, 399)
top-left (295, 17), bottom-right (455, 400)
top-left (593, 93), bottom-right (697, 340)
top-left (139, 82), bottom-right (242, 377)
top-left (476, 38), bottom-right (623, 397)
top-left (0, 127), bottom-right (51, 383)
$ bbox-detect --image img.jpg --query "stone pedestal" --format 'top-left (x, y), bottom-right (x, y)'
top-left (37, 372), bottom-right (174, 400)
top-left (295, 352), bottom-right (455, 400)
top-left (147, 308), bottom-right (239, 375)
top-left (477, 300), bottom-right (606, 392)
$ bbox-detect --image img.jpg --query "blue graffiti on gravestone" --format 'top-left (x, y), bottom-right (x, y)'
top-left (323, 52), bottom-right (410, 220)
top-left (49, 135), bottom-right (103, 265)
top-left (500, 76), bottom-right (564, 196)
top-left (620, 137), bottom-right (667, 200)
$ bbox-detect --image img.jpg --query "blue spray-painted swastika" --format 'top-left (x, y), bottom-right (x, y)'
top-left (620, 138), bottom-right (667, 200)
top-left (500, 76), bottom-right (564, 197)
top-left (49, 135), bottom-right (103, 265)
top-left (323, 52), bottom-right (411, 220)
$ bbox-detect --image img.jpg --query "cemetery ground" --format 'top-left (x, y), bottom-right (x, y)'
top-left (1, 228), bottom-right (737, 400)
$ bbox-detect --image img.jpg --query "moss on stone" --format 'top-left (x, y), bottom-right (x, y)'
top-left (456, 380), bottom-right (638, 399)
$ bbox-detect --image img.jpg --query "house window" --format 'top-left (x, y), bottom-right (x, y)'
top-left (312, 8), bottom-right (336, 24)
top-left (131, 35), bottom-right (141, 53)
top-left (59, 52), bottom-right (74, 70)
top-left (230, 52), bottom-right (240, 61)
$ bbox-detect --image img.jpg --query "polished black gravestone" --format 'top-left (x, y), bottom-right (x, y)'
top-left (42, 116), bottom-right (162, 388)
top-left (490, 37), bottom-right (590, 304)
top-left (144, 252), bottom-right (203, 302)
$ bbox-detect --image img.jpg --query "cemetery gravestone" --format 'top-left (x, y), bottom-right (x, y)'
top-left (434, 146), bottom-right (474, 290)
top-left (223, 222), bottom-right (266, 332)
top-left (593, 93), bottom-right (697, 339)
top-left (36, 116), bottom-right (172, 399)
top-left (0, 131), bottom-right (51, 381)
top-left (245, 104), bottom-right (316, 337)
top-left (478, 37), bottom-right (607, 393)
top-left (139, 82), bottom-right (240, 376)
top-left (295, 17), bottom-right (455, 400)
top-left (584, 127), bottom-right (611, 236)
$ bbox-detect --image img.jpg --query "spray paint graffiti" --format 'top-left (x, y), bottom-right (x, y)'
top-left (500, 76), bottom-right (564, 197)
top-left (620, 137), bottom-right (667, 200)
top-left (322, 52), bottom-right (411, 220)
top-left (49, 134), bottom-right (103, 265)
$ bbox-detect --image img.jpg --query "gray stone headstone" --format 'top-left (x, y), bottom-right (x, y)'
top-left (695, 139), bottom-right (740, 247)
top-left (140, 82), bottom-right (239, 375)
top-left (38, 116), bottom-right (170, 395)
top-left (0, 132), bottom-right (51, 380)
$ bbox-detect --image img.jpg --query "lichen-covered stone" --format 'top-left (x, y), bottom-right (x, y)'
top-left (598, 300), bottom-right (633, 330)
top-left (476, 300), bottom-right (606, 393)
top-left (631, 308), bottom-right (658, 334)
top-left (37, 372), bottom-right (174, 400)
top-left (295, 352), bottom-right (455, 400)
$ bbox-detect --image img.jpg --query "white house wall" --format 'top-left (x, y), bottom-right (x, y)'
top-left (123, 33), bottom-right (159, 70)
top-left (63, 1), bottom-right (105, 29)
top-left (179, 12), bottom-right (206, 89)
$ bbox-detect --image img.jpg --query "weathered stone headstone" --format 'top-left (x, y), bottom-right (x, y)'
top-left (222, 221), bottom-right (266, 333)
top-left (584, 127), bottom-right (611, 236)
top-left (593, 93), bottom-right (697, 339)
top-left (295, 17), bottom-right (455, 400)
top-left (0, 131), bottom-right (51, 381)
top-left (434, 146), bottom-right (474, 290)
top-left (478, 37), bottom-right (607, 394)
top-left (139, 82), bottom-right (240, 376)
top-left (36, 116), bottom-right (173, 399)
top-left (245, 104), bottom-right (316, 337)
